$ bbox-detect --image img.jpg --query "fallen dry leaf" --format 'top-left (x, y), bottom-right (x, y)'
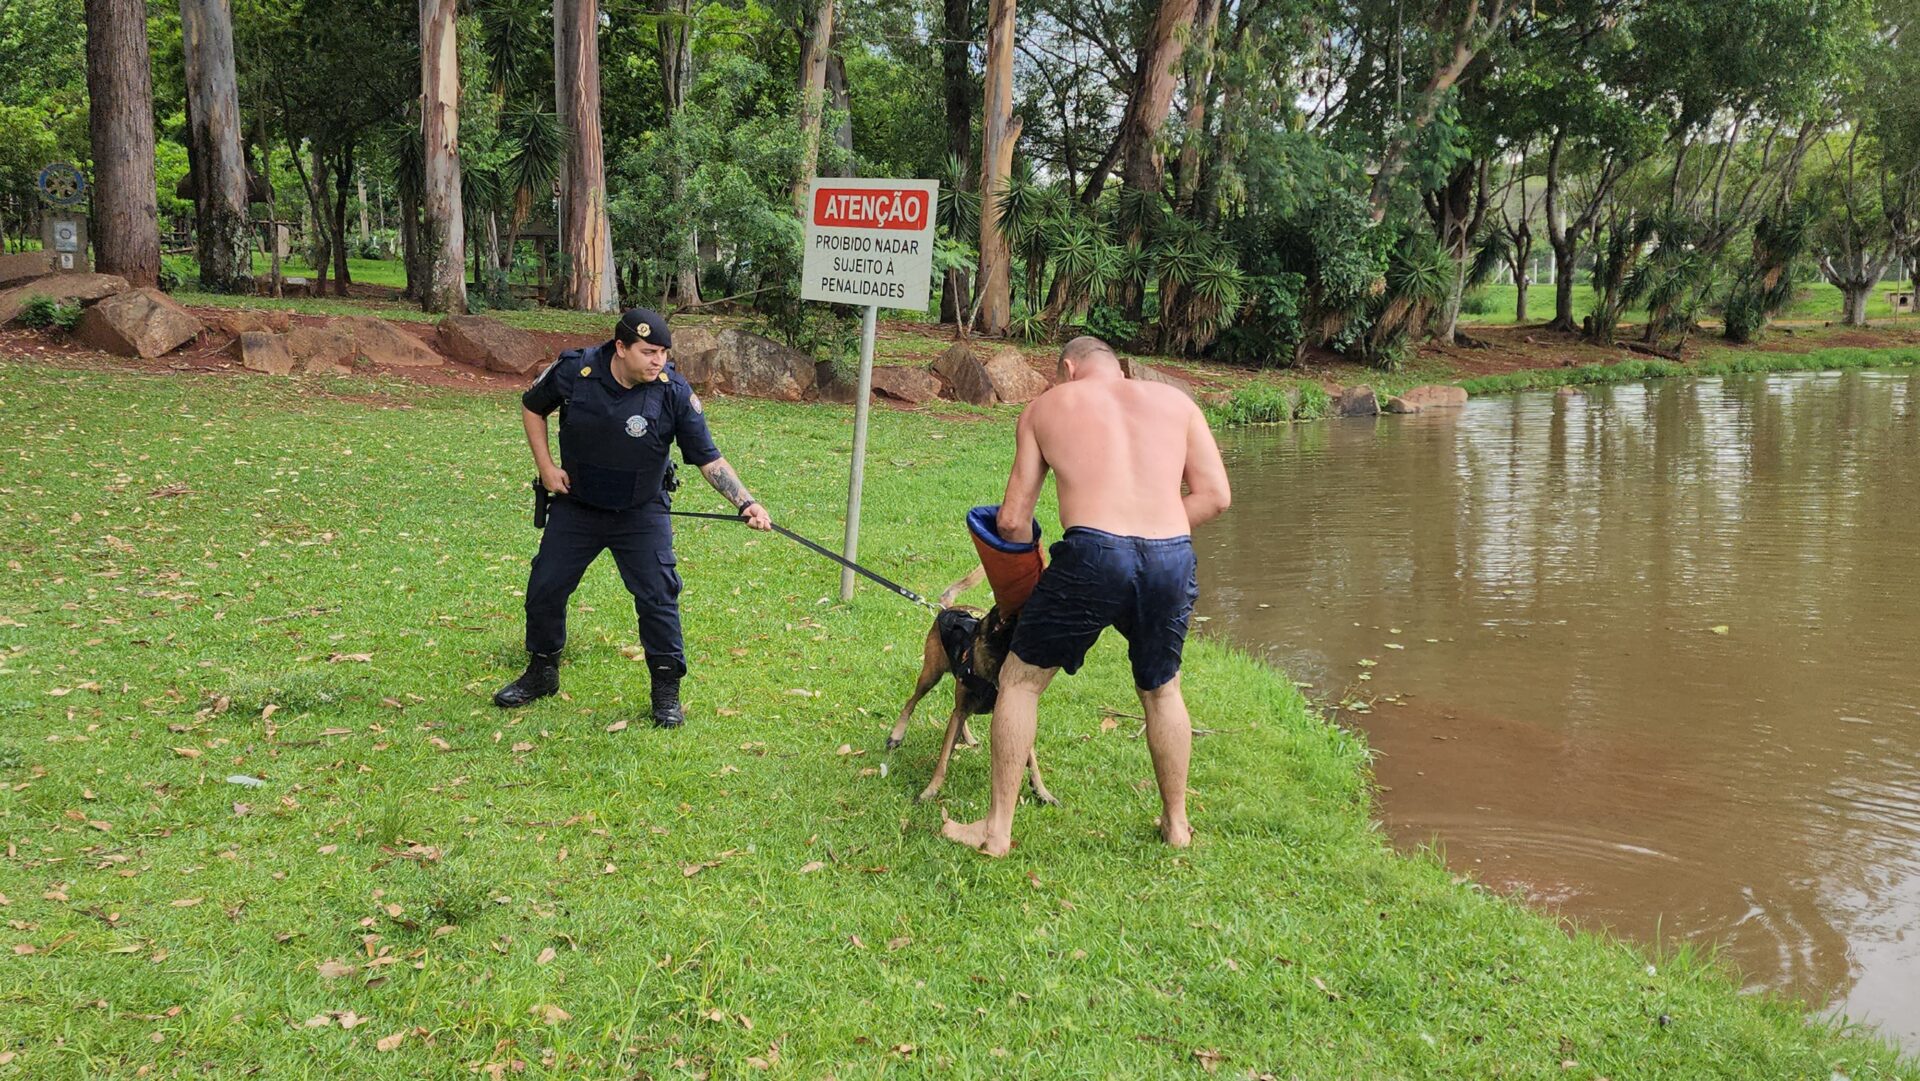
top-left (887, 935), bottom-right (912, 951)
top-left (797, 861), bottom-right (826, 874)
top-left (1193, 1048), bottom-right (1225, 1073)
top-left (172, 747), bottom-right (202, 759)
top-left (536, 947), bottom-right (556, 965)
top-left (376, 1030), bottom-right (407, 1052)
top-left (316, 960), bottom-right (356, 980)
top-left (169, 898), bottom-right (203, 908)
top-left (510, 741), bottom-right (533, 753)
top-left (605, 720), bottom-right (628, 733)
top-left (529, 1004), bottom-right (571, 1026)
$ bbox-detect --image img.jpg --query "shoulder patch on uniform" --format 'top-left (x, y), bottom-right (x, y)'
top-left (690, 392), bottom-right (704, 414)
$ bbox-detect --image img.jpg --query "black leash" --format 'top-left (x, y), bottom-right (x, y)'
top-left (668, 510), bottom-right (942, 612)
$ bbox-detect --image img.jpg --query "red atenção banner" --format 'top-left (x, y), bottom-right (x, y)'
top-left (811, 187), bottom-right (932, 231)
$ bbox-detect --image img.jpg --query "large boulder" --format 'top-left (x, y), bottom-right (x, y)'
top-left (0, 272), bottom-right (129, 325)
top-left (207, 309), bottom-right (292, 336)
top-left (1336, 385), bottom-right (1380, 417)
top-left (669, 325), bottom-right (722, 387)
top-left (283, 324), bottom-right (357, 374)
top-left (438, 314), bottom-right (544, 375)
top-left (1119, 357), bottom-right (1196, 399)
top-left (0, 251), bottom-right (53, 287)
top-left (871, 366), bottom-right (942, 404)
top-left (1400, 384), bottom-right (1468, 410)
top-left (982, 346), bottom-right (1051, 404)
top-left (703, 329), bottom-right (816, 400)
top-left (333, 316), bottom-right (442, 367)
top-left (231, 331), bottom-right (294, 375)
top-left (1384, 395), bottom-right (1419, 415)
top-left (75, 287), bottom-right (203, 358)
top-left (933, 342), bottom-right (998, 406)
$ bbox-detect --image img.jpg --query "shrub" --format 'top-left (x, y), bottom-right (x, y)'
top-left (15, 295), bottom-right (59, 328)
top-left (1008, 308), bottom-right (1050, 345)
top-left (1294, 382), bottom-right (1333, 420)
top-left (1204, 383), bottom-right (1295, 426)
top-left (1459, 289), bottom-right (1495, 315)
top-left (1076, 304), bottom-right (1139, 348)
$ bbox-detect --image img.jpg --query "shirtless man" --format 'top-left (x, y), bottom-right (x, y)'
top-left (942, 336), bottom-right (1231, 857)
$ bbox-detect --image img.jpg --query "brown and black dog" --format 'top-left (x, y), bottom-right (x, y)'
top-left (886, 567), bottom-right (1057, 805)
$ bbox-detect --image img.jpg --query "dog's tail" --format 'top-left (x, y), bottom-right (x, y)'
top-left (937, 565), bottom-right (988, 609)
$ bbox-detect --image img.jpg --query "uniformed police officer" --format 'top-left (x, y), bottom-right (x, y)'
top-left (493, 307), bottom-right (772, 726)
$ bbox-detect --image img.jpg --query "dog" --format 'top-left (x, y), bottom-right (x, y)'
top-left (886, 567), bottom-right (1057, 805)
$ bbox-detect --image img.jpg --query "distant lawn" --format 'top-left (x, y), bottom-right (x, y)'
top-left (1462, 280), bottom-right (1914, 327)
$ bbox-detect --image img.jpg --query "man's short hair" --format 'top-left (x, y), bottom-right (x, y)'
top-left (1060, 336), bottom-right (1120, 367)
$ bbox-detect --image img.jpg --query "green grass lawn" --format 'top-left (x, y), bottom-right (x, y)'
top-left (1, 357), bottom-right (1912, 1078)
top-left (1461, 280), bottom-right (1914, 326)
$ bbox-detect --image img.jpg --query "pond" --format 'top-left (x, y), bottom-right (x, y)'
top-left (1196, 370), bottom-right (1920, 1048)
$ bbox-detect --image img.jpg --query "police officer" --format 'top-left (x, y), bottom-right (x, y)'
top-left (493, 307), bottom-right (773, 726)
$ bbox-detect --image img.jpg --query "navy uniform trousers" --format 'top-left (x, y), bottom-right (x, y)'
top-left (524, 495), bottom-right (686, 679)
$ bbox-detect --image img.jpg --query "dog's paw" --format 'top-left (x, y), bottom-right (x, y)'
top-left (915, 786), bottom-right (942, 804)
top-left (1031, 787), bottom-right (1061, 807)
top-left (884, 736), bottom-right (903, 751)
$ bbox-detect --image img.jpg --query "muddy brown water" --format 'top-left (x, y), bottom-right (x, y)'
top-left (1195, 370), bottom-right (1920, 1048)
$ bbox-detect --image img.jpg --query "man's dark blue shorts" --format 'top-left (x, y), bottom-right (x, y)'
top-left (1009, 527), bottom-right (1199, 690)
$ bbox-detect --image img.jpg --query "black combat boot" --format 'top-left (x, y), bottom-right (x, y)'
top-left (493, 652), bottom-right (559, 707)
top-left (650, 670), bottom-right (685, 729)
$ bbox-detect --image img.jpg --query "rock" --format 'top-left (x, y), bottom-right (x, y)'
top-left (1336, 385), bottom-right (1380, 417)
top-left (933, 342), bottom-right (998, 406)
top-left (208, 309), bottom-right (292, 336)
top-left (283, 325), bottom-right (357, 374)
top-left (0, 272), bottom-right (130, 324)
top-left (1198, 390), bottom-right (1235, 408)
top-left (1384, 395), bottom-right (1419, 414)
top-left (0, 251), bottom-right (53, 287)
top-left (231, 331), bottom-right (294, 375)
top-left (438, 314), bottom-right (544, 374)
top-left (75, 287), bottom-right (203, 358)
top-left (703, 329), bottom-right (816, 400)
top-left (333, 316), bottom-right (442, 367)
top-left (1555, 385), bottom-right (1582, 399)
top-left (1119, 356), bottom-right (1196, 399)
top-left (982, 346), bottom-right (1051, 404)
top-left (871, 366), bottom-right (941, 404)
top-left (1399, 384), bottom-right (1468, 410)
top-left (669, 325), bottom-right (722, 387)
top-left (814, 361), bottom-right (860, 404)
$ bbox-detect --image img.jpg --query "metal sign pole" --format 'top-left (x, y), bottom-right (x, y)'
top-left (840, 304), bottom-right (880, 601)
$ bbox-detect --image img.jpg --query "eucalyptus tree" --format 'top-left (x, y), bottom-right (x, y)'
top-left (83, 0), bottom-right (162, 286)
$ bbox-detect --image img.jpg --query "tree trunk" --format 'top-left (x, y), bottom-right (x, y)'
top-left (1116, 0), bottom-right (1198, 198)
top-left (358, 172), bottom-right (370, 242)
top-left (419, 0), bottom-right (467, 314)
top-left (555, 0), bottom-right (615, 311)
top-left (791, 0), bottom-right (835, 214)
top-left (1172, 0), bottom-right (1219, 215)
top-left (938, 0), bottom-right (973, 325)
top-left (179, 0), bottom-right (250, 292)
top-left (826, 51), bottom-right (853, 175)
top-left (1550, 245), bottom-right (1577, 330)
top-left (1841, 284), bottom-right (1870, 326)
top-left (551, 0), bottom-right (571, 306)
top-left (331, 144), bottom-right (353, 293)
top-left (399, 185), bottom-right (421, 300)
top-left (972, 0), bottom-right (1018, 335)
top-left (307, 145), bottom-right (331, 294)
top-left (1366, 0), bottom-right (1514, 221)
top-left (659, 0), bottom-right (701, 306)
top-left (84, 0), bottom-right (161, 287)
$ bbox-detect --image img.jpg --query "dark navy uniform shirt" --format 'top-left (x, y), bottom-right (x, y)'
top-left (522, 341), bottom-right (721, 511)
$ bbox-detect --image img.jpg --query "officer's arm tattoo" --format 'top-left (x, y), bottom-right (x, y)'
top-left (699, 459), bottom-right (754, 510)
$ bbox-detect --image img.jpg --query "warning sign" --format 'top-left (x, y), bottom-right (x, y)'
top-left (801, 177), bottom-right (939, 312)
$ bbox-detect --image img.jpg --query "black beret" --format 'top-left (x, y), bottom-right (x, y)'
top-left (615, 307), bottom-right (671, 348)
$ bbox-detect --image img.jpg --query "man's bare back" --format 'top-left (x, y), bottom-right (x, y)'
top-left (997, 342), bottom-right (1230, 544)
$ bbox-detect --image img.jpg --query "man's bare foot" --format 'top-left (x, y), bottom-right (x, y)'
top-left (1159, 813), bottom-right (1192, 848)
top-left (940, 811), bottom-right (1013, 857)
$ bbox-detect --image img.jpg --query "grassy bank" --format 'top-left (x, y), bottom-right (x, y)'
top-left (0, 357), bottom-right (1911, 1078)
